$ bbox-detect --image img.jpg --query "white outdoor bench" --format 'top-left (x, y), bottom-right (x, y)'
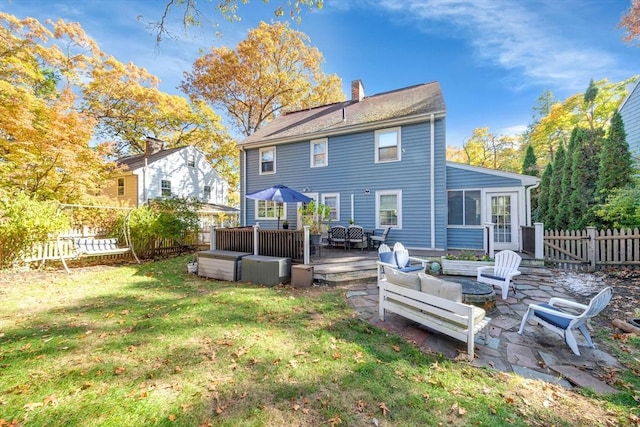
top-left (378, 265), bottom-right (491, 362)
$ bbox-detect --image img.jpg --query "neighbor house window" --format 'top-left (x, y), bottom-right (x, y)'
top-left (376, 190), bottom-right (402, 228)
top-left (321, 193), bottom-right (340, 221)
top-left (187, 153), bottom-right (195, 167)
top-left (203, 185), bottom-right (211, 201)
top-left (161, 180), bottom-right (171, 197)
top-left (448, 190), bottom-right (481, 226)
top-left (256, 200), bottom-right (286, 220)
top-left (310, 138), bottom-right (328, 167)
top-left (117, 178), bottom-right (125, 196)
top-left (375, 127), bottom-right (401, 163)
top-left (259, 147), bottom-right (276, 174)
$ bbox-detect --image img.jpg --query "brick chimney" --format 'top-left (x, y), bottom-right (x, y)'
top-left (145, 137), bottom-right (164, 155)
top-left (351, 80), bottom-right (365, 102)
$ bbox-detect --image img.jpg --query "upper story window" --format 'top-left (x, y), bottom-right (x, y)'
top-left (187, 153), bottom-right (195, 167)
top-left (376, 190), bottom-right (402, 228)
top-left (321, 193), bottom-right (340, 222)
top-left (117, 177), bottom-right (125, 196)
top-left (375, 127), bottom-right (401, 163)
top-left (204, 185), bottom-right (211, 202)
top-left (310, 138), bottom-right (328, 167)
top-left (161, 179), bottom-right (171, 197)
top-left (259, 147), bottom-right (276, 174)
top-left (448, 190), bottom-right (481, 226)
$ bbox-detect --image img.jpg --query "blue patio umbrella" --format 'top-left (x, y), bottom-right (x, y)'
top-left (246, 184), bottom-right (312, 229)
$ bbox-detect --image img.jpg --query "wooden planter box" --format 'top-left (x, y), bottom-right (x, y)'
top-left (441, 256), bottom-right (494, 276)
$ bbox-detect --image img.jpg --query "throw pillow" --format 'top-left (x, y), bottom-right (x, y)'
top-left (379, 251), bottom-right (396, 267)
top-left (394, 250), bottom-right (410, 268)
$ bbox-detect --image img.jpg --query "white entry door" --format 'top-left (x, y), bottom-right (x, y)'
top-left (487, 192), bottom-right (518, 251)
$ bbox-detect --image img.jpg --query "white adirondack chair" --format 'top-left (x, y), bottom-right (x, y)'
top-left (477, 249), bottom-right (522, 300)
top-left (518, 287), bottom-right (613, 356)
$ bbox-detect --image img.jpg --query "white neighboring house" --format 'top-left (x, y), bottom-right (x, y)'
top-left (104, 137), bottom-right (238, 225)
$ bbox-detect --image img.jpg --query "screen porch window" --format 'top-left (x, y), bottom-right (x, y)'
top-left (448, 190), bottom-right (481, 226)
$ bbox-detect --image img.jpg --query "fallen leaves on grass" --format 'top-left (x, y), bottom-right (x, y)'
top-left (379, 402), bottom-right (389, 416)
top-left (327, 415), bottom-right (342, 426)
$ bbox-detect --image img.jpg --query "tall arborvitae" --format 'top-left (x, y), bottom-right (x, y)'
top-left (569, 128), bottom-right (604, 229)
top-left (596, 111), bottom-right (632, 200)
top-left (537, 162), bottom-right (553, 226)
top-left (522, 144), bottom-right (539, 177)
top-left (547, 144), bottom-right (566, 230)
top-left (559, 128), bottom-right (582, 229)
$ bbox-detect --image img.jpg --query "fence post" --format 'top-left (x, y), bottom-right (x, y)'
top-left (484, 223), bottom-right (495, 258)
top-left (587, 226), bottom-right (596, 272)
top-left (534, 222), bottom-right (544, 260)
top-left (303, 226), bottom-right (310, 265)
top-left (253, 224), bottom-right (260, 256)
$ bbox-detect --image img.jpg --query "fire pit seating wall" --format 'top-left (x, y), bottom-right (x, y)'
top-left (377, 265), bottom-right (491, 362)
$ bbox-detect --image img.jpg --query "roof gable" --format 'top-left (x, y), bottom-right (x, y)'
top-left (118, 146), bottom-right (194, 172)
top-left (619, 79), bottom-right (640, 113)
top-left (240, 81), bottom-right (445, 146)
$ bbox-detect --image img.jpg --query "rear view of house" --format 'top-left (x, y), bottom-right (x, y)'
top-left (238, 80), bottom-right (538, 253)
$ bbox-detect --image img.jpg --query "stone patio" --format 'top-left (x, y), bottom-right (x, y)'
top-left (342, 269), bottom-right (620, 396)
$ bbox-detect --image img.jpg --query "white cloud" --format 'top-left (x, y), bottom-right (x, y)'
top-left (366, 0), bottom-right (625, 92)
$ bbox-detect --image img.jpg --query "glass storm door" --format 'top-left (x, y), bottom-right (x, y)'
top-left (488, 193), bottom-right (518, 251)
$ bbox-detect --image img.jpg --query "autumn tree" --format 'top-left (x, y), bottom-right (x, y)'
top-left (620, 0), bottom-right (640, 46)
top-left (182, 21), bottom-right (344, 137)
top-left (596, 111), bottom-right (633, 201)
top-left (447, 127), bottom-right (521, 172)
top-left (149, 0), bottom-right (324, 42)
top-left (0, 13), bottom-right (116, 203)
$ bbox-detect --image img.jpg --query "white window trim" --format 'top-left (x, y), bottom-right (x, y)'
top-left (161, 179), bottom-right (171, 197)
top-left (254, 200), bottom-right (287, 220)
top-left (259, 146), bottom-right (276, 175)
top-left (375, 189), bottom-right (402, 229)
top-left (321, 193), bottom-right (340, 222)
top-left (310, 138), bottom-right (328, 168)
top-left (374, 127), bottom-right (401, 163)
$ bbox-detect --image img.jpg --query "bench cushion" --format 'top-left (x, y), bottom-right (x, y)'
top-left (379, 251), bottom-right (396, 266)
top-left (385, 268), bottom-right (420, 291)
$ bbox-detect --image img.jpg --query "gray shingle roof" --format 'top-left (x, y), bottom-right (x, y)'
top-left (117, 146), bottom-right (184, 171)
top-left (240, 81), bottom-right (445, 146)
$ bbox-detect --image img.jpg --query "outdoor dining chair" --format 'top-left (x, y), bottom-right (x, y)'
top-left (347, 225), bottom-right (367, 251)
top-left (329, 225), bottom-right (347, 249)
top-left (369, 227), bottom-right (391, 250)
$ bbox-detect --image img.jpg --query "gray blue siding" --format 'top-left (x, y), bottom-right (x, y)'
top-left (242, 120), bottom-right (447, 249)
top-left (620, 81), bottom-right (640, 162)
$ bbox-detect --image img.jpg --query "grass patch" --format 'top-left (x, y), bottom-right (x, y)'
top-left (0, 256), bottom-right (638, 426)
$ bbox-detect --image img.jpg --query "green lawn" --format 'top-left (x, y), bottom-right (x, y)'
top-left (0, 255), bottom-right (638, 426)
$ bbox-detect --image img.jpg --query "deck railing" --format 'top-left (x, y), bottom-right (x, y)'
top-left (212, 226), bottom-right (307, 262)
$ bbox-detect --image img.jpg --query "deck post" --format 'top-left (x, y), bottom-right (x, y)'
top-left (303, 226), bottom-right (310, 265)
top-left (534, 222), bottom-right (544, 260)
top-left (587, 226), bottom-right (596, 272)
top-left (210, 225), bottom-right (216, 250)
top-left (253, 224), bottom-right (260, 255)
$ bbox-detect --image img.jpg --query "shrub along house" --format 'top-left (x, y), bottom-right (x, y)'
top-left (238, 80), bottom-right (538, 253)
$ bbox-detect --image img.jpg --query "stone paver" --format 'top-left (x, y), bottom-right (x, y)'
top-left (342, 270), bottom-right (621, 396)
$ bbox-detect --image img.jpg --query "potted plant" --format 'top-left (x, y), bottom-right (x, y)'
top-left (282, 220), bottom-right (289, 229)
top-left (440, 251), bottom-right (494, 276)
top-left (187, 256), bottom-right (198, 274)
top-left (299, 201), bottom-right (332, 245)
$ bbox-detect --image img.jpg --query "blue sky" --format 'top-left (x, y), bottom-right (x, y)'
top-left (3, 0), bottom-right (639, 146)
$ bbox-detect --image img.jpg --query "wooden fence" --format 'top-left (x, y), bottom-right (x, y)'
top-left (544, 227), bottom-right (640, 271)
